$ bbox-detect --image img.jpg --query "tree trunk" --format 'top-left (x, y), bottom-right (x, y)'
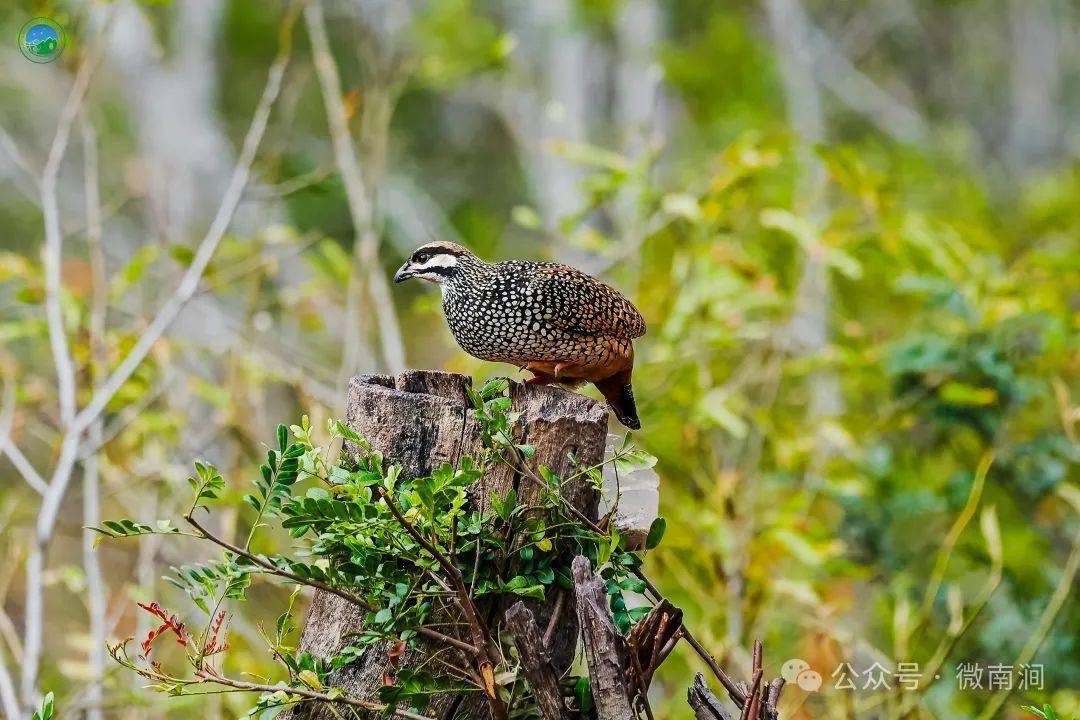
top-left (280, 371), bottom-right (609, 720)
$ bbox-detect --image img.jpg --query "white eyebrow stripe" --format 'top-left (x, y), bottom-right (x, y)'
top-left (415, 254), bottom-right (458, 270)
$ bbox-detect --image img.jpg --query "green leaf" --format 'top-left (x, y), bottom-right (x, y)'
top-left (574, 676), bottom-right (593, 714)
top-left (646, 517), bottom-right (666, 549)
top-left (33, 692), bottom-right (54, 720)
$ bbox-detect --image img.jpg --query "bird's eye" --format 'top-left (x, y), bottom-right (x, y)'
top-left (415, 252), bottom-right (430, 264)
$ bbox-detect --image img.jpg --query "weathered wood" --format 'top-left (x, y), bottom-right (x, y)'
top-left (571, 555), bottom-right (634, 720)
top-left (764, 678), bottom-right (785, 720)
top-left (281, 371), bottom-right (607, 720)
top-left (687, 673), bottom-right (734, 720)
top-left (504, 602), bottom-right (565, 720)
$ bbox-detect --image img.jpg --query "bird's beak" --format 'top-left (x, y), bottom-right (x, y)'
top-left (393, 263), bottom-right (413, 284)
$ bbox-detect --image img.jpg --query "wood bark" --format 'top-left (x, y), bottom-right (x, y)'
top-left (688, 673), bottom-right (734, 720)
top-left (571, 556), bottom-right (634, 720)
top-left (281, 371), bottom-right (607, 720)
top-left (504, 602), bottom-right (565, 720)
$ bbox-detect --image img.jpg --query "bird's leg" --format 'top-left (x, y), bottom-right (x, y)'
top-left (553, 362), bottom-right (572, 379)
top-left (526, 372), bottom-right (555, 386)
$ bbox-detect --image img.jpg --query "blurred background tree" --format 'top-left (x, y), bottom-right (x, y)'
top-left (0, 0), bottom-right (1076, 719)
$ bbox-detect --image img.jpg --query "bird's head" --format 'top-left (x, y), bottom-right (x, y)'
top-left (393, 241), bottom-right (477, 286)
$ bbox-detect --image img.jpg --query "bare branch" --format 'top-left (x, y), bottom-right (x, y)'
top-left (542, 589), bottom-right (566, 648)
top-left (0, 427), bottom-right (49, 496)
top-left (0, 124), bottom-right (40, 193)
top-left (736, 669), bottom-right (762, 720)
top-left (807, 22), bottom-right (929, 145)
top-left (40, 38), bottom-right (101, 429)
top-left (0, 645), bottom-right (18, 720)
top-left (305, 0), bottom-right (405, 376)
top-left (20, 6), bottom-right (301, 706)
top-left (19, 26), bottom-right (112, 703)
top-left (68, 9), bottom-right (296, 436)
top-left (81, 116), bottom-right (108, 720)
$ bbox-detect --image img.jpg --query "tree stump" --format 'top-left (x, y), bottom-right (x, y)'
top-left (281, 371), bottom-right (609, 719)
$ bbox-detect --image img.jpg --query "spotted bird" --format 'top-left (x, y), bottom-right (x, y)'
top-left (394, 242), bottom-right (646, 429)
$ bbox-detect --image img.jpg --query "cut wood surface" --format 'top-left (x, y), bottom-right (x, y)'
top-left (281, 371), bottom-right (607, 719)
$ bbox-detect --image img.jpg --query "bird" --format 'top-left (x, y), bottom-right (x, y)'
top-left (394, 241), bottom-right (646, 429)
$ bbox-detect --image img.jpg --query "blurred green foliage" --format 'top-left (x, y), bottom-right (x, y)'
top-left (0, 0), bottom-right (1076, 719)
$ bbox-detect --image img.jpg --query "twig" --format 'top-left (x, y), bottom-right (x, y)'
top-left (21, 22), bottom-right (112, 704)
top-left (0, 369), bottom-right (48, 494)
top-left (0, 645), bottom-right (17, 720)
top-left (0, 125), bottom-right (40, 190)
top-left (737, 670), bottom-right (762, 720)
top-left (80, 116), bottom-right (108, 720)
top-left (21, 11), bottom-right (301, 701)
top-left (542, 589), bottom-right (565, 648)
top-left (40, 36), bottom-right (98, 430)
top-left (190, 668), bottom-right (434, 720)
top-left (185, 514), bottom-right (477, 655)
top-left (803, 15), bottom-right (929, 144)
top-left (305, 0), bottom-right (405, 375)
top-left (374, 486), bottom-right (509, 720)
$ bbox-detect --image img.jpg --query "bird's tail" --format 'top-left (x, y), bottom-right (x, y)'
top-left (596, 371), bottom-right (641, 430)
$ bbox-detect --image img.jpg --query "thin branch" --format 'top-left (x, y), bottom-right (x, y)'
top-left (40, 40), bottom-right (99, 429)
top-left (0, 368), bottom-right (46, 494)
top-left (375, 486), bottom-right (508, 720)
top-left (186, 514), bottom-right (369, 606)
top-left (305, 0), bottom-right (405, 375)
top-left (681, 622), bottom-right (747, 707)
top-left (184, 515), bottom-right (477, 655)
top-left (0, 645), bottom-right (18, 720)
top-left (68, 2), bottom-right (299, 440)
top-left (20, 23), bottom-right (112, 704)
top-left (21, 8), bottom-right (299, 704)
top-left (187, 668), bottom-right (434, 720)
top-left (76, 381), bottom-right (168, 460)
top-left (542, 589), bottom-right (565, 648)
top-left (805, 18), bottom-right (930, 144)
top-left (0, 125), bottom-right (39, 189)
top-left (81, 116), bottom-right (108, 720)
top-left (736, 670), bottom-right (762, 720)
